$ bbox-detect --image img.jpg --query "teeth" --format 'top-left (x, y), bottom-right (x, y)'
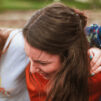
top-left (39, 73), bottom-right (48, 78)
top-left (38, 71), bottom-right (49, 79)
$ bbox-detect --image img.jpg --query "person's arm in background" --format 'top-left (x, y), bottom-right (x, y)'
top-left (0, 28), bottom-right (14, 39)
top-left (85, 24), bottom-right (101, 75)
top-left (0, 28), bottom-right (14, 53)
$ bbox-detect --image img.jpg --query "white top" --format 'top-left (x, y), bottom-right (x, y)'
top-left (0, 29), bottom-right (30, 101)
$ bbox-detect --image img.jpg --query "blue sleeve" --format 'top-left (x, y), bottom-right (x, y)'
top-left (85, 24), bottom-right (101, 48)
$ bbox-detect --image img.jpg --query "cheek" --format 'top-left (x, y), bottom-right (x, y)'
top-left (30, 65), bottom-right (34, 73)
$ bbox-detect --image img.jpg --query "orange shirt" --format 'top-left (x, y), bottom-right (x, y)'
top-left (26, 64), bottom-right (101, 101)
top-left (26, 64), bottom-right (48, 101)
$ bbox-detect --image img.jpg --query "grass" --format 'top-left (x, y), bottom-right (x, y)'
top-left (0, 0), bottom-right (101, 11)
top-left (63, 1), bottom-right (91, 10)
top-left (1, 0), bottom-right (53, 10)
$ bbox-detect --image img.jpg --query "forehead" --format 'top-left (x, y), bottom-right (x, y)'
top-left (24, 39), bottom-right (59, 61)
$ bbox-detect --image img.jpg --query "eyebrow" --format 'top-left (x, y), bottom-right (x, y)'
top-left (33, 59), bottom-right (53, 64)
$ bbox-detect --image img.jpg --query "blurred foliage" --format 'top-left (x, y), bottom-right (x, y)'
top-left (0, 0), bottom-right (53, 11)
top-left (0, 0), bottom-right (3, 10)
top-left (0, 0), bottom-right (101, 11)
top-left (63, 0), bottom-right (91, 9)
top-left (90, 0), bottom-right (101, 9)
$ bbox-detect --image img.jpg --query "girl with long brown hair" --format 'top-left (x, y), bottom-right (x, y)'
top-left (23, 2), bottom-right (100, 101)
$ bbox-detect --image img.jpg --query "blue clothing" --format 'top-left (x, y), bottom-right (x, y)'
top-left (85, 24), bottom-right (101, 48)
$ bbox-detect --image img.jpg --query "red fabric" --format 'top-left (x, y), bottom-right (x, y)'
top-left (26, 64), bottom-right (101, 101)
top-left (88, 73), bottom-right (101, 101)
top-left (25, 64), bottom-right (48, 101)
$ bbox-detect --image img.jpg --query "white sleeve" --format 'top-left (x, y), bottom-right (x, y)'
top-left (0, 29), bottom-right (29, 101)
top-left (1, 29), bottom-right (29, 78)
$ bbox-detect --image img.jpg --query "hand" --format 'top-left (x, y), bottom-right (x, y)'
top-left (88, 47), bottom-right (101, 75)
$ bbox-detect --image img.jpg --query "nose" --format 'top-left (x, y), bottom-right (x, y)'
top-left (30, 62), bottom-right (40, 73)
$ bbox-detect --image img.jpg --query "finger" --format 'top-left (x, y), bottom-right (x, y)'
top-left (90, 55), bottom-right (93, 60)
top-left (88, 49), bottom-right (95, 66)
top-left (88, 49), bottom-right (94, 58)
top-left (90, 54), bottom-right (100, 67)
top-left (91, 56), bottom-right (101, 71)
top-left (92, 66), bottom-right (101, 74)
top-left (90, 72), bottom-right (95, 76)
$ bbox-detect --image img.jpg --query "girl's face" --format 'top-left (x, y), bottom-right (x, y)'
top-left (24, 40), bottom-right (62, 79)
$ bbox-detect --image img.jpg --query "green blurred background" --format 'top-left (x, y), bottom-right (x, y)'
top-left (0, 0), bottom-right (101, 28)
top-left (0, 0), bottom-right (101, 10)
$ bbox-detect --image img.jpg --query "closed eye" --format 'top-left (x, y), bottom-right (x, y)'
top-left (40, 62), bottom-right (49, 66)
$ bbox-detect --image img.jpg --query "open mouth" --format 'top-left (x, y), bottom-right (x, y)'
top-left (39, 72), bottom-right (50, 79)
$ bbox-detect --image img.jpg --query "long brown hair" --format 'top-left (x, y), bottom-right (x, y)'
top-left (23, 2), bottom-right (90, 101)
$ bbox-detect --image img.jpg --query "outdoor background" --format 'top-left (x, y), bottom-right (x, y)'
top-left (0, 0), bottom-right (101, 28)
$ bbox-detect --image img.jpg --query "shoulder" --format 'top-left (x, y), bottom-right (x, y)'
top-left (0, 28), bottom-right (14, 38)
top-left (85, 24), bottom-right (101, 48)
top-left (4, 29), bottom-right (25, 52)
top-left (0, 29), bottom-right (29, 69)
top-left (1, 29), bottom-right (28, 63)
top-left (85, 24), bottom-right (101, 35)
